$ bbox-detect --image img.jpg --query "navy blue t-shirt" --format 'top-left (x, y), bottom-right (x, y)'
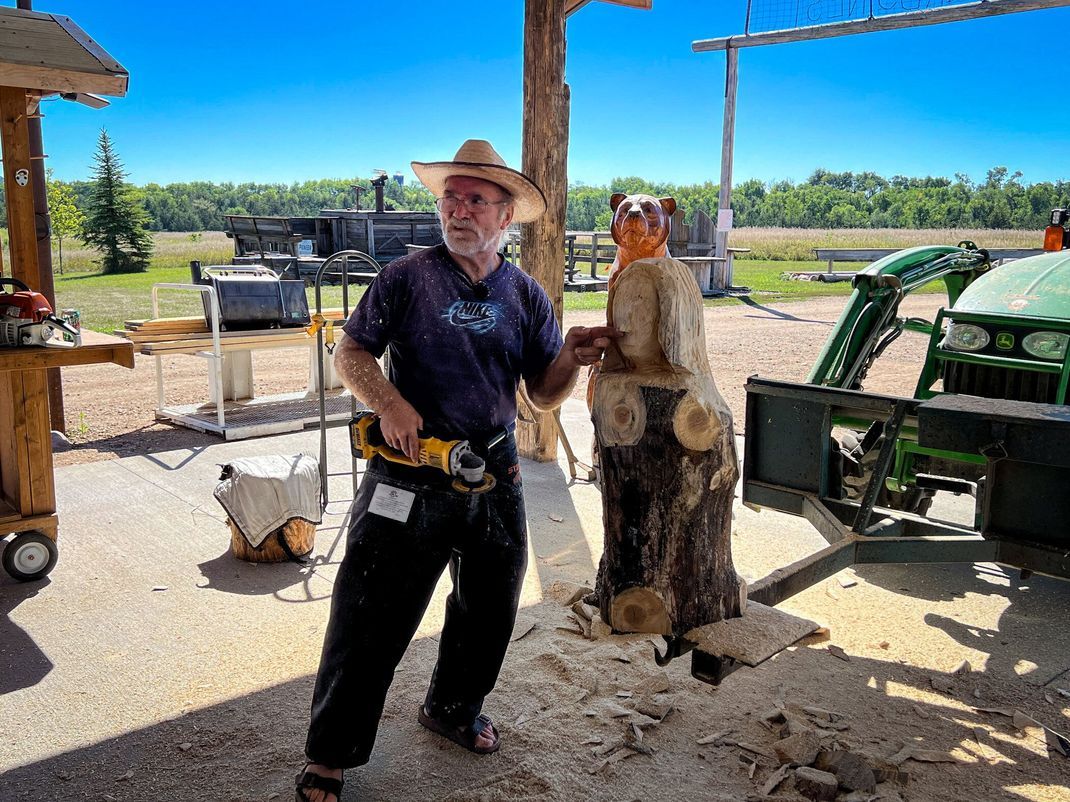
top-left (342, 244), bottom-right (563, 440)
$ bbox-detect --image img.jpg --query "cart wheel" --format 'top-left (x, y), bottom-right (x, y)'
top-left (2, 531), bottom-right (58, 582)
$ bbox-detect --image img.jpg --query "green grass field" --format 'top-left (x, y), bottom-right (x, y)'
top-left (4, 227), bottom-right (1017, 332)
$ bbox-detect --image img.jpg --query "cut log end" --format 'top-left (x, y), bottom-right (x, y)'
top-left (672, 395), bottom-right (721, 452)
top-left (229, 518), bottom-right (314, 563)
top-left (609, 587), bottom-right (673, 635)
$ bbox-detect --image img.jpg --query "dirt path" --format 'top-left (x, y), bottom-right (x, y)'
top-left (55, 294), bottom-right (939, 465)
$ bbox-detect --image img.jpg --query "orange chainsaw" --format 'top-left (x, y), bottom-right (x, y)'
top-left (0, 278), bottom-right (81, 349)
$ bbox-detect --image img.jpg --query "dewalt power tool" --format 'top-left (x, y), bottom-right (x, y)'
top-left (349, 410), bottom-right (496, 494)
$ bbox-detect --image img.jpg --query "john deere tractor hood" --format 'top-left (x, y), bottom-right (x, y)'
top-left (953, 251), bottom-right (1070, 319)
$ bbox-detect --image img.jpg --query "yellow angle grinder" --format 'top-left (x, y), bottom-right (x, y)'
top-left (349, 410), bottom-right (496, 494)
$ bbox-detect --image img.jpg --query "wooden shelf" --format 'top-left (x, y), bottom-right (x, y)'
top-left (0, 329), bottom-right (134, 372)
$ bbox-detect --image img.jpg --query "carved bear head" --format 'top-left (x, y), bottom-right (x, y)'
top-left (609, 193), bottom-right (677, 256)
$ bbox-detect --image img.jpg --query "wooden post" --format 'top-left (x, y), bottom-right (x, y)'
top-left (593, 258), bottom-right (742, 635)
top-left (714, 46), bottom-right (738, 285)
top-left (519, 0), bottom-right (568, 462)
top-left (1, 86), bottom-right (40, 290)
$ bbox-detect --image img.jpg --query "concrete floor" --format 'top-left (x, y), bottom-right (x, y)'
top-left (2, 399), bottom-right (1069, 801)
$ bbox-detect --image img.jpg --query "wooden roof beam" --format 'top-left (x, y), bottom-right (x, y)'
top-left (567, 0), bottom-right (652, 17)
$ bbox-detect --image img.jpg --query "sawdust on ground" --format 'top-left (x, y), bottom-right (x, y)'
top-left (28, 293), bottom-right (1070, 801)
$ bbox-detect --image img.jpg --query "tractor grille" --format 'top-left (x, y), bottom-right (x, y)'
top-left (943, 361), bottom-right (1061, 404)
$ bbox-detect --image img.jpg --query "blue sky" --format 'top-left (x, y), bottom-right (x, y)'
top-left (21, 0), bottom-right (1070, 187)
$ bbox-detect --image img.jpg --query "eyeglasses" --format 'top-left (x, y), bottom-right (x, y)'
top-left (436, 193), bottom-right (512, 214)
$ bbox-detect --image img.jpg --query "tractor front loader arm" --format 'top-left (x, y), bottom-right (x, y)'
top-left (807, 245), bottom-right (991, 390)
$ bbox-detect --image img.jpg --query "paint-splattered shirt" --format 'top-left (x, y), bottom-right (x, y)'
top-left (343, 244), bottom-right (563, 440)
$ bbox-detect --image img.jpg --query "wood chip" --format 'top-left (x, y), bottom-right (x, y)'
top-left (909, 749), bottom-right (959, 763)
top-left (151, 585), bottom-right (168, 592)
top-left (548, 513), bottom-right (564, 522)
top-left (571, 601), bottom-right (596, 622)
top-left (581, 736), bottom-right (603, 745)
top-left (1011, 710), bottom-right (1070, 757)
top-left (115, 770), bottom-right (134, 781)
top-left (737, 741), bottom-right (778, 760)
top-left (606, 702), bottom-right (632, 718)
top-left (746, 758), bottom-right (757, 778)
top-left (827, 645), bottom-right (850, 662)
top-left (912, 705), bottom-right (929, 720)
top-left (761, 764), bottom-right (792, 795)
top-left (930, 675), bottom-right (955, 694)
top-left (1057, 688), bottom-right (1070, 699)
top-left (616, 690), bottom-right (634, 699)
top-left (697, 729), bottom-right (733, 745)
top-left (178, 742), bottom-right (192, 752)
top-left (838, 575), bottom-right (858, 588)
top-left (825, 584), bottom-right (840, 600)
top-left (634, 671), bottom-right (671, 696)
top-left (802, 706), bottom-right (842, 722)
top-left (509, 619), bottom-right (537, 642)
top-left (592, 737), bottom-right (625, 756)
top-left (1045, 692), bottom-right (1056, 705)
top-left (951, 659), bottom-right (972, 676)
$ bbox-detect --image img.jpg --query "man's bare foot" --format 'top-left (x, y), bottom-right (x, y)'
top-left (474, 723), bottom-right (497, 750)
top-left (295, 763), bottom-right (343, 802)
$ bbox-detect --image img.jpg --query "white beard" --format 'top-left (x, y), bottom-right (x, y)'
top-left (441, 215), bottom-right (502, 257)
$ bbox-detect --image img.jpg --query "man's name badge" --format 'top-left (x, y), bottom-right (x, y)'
top-left (368, 483), bottom-right (416, 523)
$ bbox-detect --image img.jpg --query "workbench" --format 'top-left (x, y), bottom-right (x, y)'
top-left (0, 331), bottom-right (134, 579)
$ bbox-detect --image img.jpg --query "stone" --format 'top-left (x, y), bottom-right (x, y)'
top-left (794, 766), bottom-right (839, 801)
top-left (774, 730), bottom-right (821, 766)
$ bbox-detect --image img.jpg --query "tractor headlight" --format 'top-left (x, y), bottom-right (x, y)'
top-left (1022, 331), bottom-right (1069, 361)
top-left (944, 322), bottom-right (990, 352)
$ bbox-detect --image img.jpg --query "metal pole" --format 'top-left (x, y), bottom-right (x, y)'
top-left (715, 45), bottom-right (739, 286)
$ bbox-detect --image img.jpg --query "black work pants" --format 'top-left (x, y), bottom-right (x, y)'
top-left (304, 438), bottom-right (527, 768)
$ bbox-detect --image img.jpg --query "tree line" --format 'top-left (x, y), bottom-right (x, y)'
top-left (6, 163), bottom-right (1069, 235)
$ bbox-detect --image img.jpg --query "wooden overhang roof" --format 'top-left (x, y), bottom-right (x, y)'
top-left (0, 6), bottom-right (127, 96)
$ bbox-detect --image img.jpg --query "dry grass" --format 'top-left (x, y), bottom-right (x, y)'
top-left (730, 227), bottom-right (1043, 262)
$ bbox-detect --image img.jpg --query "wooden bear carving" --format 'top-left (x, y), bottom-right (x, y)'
top-left (588, 193), bottom-right (677, 411)
top-left (593, 257), bottom-right (743, 636)
top-left (607, 193), bottom-right (677, 291)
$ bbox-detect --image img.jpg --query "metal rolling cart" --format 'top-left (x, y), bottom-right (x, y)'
top-left (310, 250), bottom-right (383, 508)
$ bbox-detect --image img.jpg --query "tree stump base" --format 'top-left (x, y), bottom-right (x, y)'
top-left (228, 518), bottom-right (315, 563)
top-left (593, 257), bottom-right (742, 636)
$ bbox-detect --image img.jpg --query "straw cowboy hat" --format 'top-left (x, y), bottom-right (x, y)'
top-left (411, 139), bottom-right (547, 223)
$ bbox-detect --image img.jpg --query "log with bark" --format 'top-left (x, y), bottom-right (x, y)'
top-left (593, 257), bottom-right (743, 635)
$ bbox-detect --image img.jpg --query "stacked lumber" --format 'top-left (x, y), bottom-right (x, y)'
top-left (115, 310), bottom-right (349, 355)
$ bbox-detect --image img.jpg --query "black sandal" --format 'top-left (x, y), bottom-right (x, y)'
top-left (295, 764), bottom-right (344, 802)
top-left (418, 705), bottom-right (501, 755)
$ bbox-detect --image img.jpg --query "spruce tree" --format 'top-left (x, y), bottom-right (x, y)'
top-left (83, 129), bottom-right (153, 274)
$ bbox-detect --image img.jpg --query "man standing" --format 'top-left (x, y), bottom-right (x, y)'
top-left (296, 140), bottom-right (618, 802)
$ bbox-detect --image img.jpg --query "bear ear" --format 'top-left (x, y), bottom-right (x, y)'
top-left (659, 197), bottom-right (677, 216)
top-left (610, 193), bottom-right (627, 211)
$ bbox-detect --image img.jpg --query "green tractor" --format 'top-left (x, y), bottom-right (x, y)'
top-left (739, 211), bottom-right (1070, 611)
top-left (808, 210), bottom-right (1070, 517)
